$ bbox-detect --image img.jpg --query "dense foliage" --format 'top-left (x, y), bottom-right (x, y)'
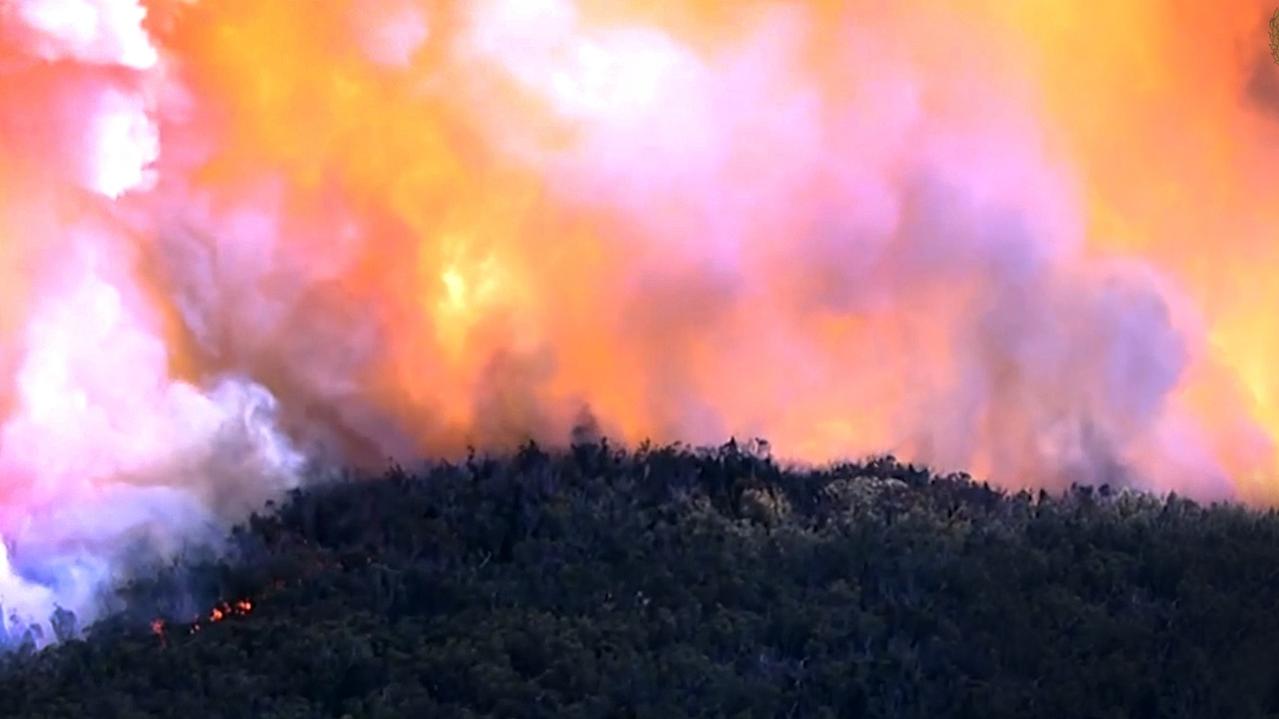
top-left (1, 440), bottom-right (1278, 718)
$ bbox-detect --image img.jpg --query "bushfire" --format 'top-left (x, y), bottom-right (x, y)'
top-left (0, 0), bottom-right (1277, 640)
top-left (150, 598), bottom-right (255, 644)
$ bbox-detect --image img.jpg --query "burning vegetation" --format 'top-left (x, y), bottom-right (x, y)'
top-left (199, 599), bottom-right (253, 627)
top-left (150, 598), bottom-right (254, 644)
top-left (0, 1), bottom-right (1276, 715)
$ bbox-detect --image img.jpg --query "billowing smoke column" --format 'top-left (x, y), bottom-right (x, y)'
top-left (0, 0), bottom-right (1276, 635)
top-left (0, 0), bottom-right (303, 638)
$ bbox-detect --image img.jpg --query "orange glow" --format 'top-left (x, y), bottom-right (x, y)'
top-left (206, 598), bottom-right (253, 624)
top-left (124, 0), bottom-right (1279, 500)
top-left (983, 0), bottom-right (1279, 501)
top-left (168, 597), bottom-right (256, 637)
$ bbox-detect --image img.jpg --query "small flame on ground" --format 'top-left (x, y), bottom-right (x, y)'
top-left (206, 599), bottom-right (253, 623)
top-left (154, 596), bottom-right (254, 641)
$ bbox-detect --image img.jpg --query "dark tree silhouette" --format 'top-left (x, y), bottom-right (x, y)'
top-left (0, 441), bottom-right (1277, 718)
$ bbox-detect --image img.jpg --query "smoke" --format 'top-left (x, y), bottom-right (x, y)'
top-left (0, 0), bottom-right (1276, 636)
top-left (0, 0), bottom-right (302, 640)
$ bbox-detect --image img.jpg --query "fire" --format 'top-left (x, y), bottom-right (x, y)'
top-left (207, 599), bottom-right (253, 624)
top-left (125, 0), bottom-right (1279, 497)
top-left (157, 596), bottom-right (254, 640)
top-left (2, 0), bottom-right (1279, 636)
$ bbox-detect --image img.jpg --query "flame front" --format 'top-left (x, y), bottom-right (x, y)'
top-left (0, 0), bottom-right (1278, 630)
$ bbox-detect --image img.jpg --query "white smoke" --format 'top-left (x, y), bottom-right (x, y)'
top-left (0, 0), bottom-right (301, 643)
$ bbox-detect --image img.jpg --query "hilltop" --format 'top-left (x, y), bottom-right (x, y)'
top-left (1, 440), bottom-right (1278, 718)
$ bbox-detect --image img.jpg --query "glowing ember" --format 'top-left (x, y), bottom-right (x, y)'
top-left (161, 596), bottom-right (257, 640)
top-left (206, 599), bottom-right (253, 624)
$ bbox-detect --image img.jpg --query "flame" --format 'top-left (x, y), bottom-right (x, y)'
top-left (127, 0), bottom-right (1279, 496)
top-left (982, 0), bottom-right (1279, 501)
top-left (162, 596), bottom-right (253, 639)
top-left (206, 598), bottom-right (252, 623)
top-left (2, 0), bottom-right (1279, 630)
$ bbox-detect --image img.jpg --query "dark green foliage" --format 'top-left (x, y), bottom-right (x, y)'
top-left (1, 440), bottom-right (1278, 717)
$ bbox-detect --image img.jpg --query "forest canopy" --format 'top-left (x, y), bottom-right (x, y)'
top-left (1, 440), bottom-right (1278, 718)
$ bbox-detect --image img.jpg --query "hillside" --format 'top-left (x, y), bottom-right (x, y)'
top-left (1, 441), bottom-right (1278, 718)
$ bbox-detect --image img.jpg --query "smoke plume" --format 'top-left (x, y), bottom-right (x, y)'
top-left (0, 0), bottom-right (1277, 635)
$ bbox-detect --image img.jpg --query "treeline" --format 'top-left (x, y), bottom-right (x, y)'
top-left (1, 440), bottom-right (1279, 718)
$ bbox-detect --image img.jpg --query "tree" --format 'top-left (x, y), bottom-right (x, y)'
top-left (1271, 7), bottom-right (1279, 64)
top-left (1, 442), bottom-right (1278, 717)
